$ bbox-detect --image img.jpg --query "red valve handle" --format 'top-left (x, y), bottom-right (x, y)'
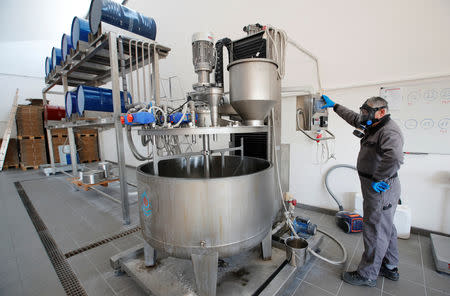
top-left (120, 116), bottom-right (125, 124)
top-left (288, 199), bottom-right (297, 206)
top-left (127, 114), bottom-right (134, 123)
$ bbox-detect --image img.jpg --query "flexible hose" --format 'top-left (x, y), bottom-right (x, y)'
top-left (308, 228), bottom-right (348, 265)
top-left (324, 164), bottom-right (357, 211)
top-left (126, 126), bottom-right (152, 161)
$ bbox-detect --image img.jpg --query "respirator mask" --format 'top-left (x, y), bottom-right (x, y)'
top-left (353, 102), bottom-right (387, 138)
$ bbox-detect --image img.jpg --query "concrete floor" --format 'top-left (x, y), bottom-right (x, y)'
top-left (0, 167), bottom-right (449, 296)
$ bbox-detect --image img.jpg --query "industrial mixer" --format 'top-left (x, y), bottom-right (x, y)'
top-left (107, 20), bottom-right (346, 296)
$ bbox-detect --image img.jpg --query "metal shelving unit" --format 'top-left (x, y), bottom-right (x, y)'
top-left (42, 22), bottom-right (171, 224)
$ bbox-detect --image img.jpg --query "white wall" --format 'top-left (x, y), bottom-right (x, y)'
top-left (1, 0), bottom-right (449, 233)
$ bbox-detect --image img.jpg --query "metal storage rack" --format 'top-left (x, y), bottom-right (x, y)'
top-left (42, 22), bottom-right (171, 224)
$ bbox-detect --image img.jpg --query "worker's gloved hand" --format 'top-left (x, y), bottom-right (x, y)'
top-left (371, 181), bottom-right (390, 193)
top-left (321, 95), bottom-right (335, 109)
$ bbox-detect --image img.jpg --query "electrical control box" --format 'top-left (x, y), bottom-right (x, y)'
top-left (296, 94), bottom-right (329, 131)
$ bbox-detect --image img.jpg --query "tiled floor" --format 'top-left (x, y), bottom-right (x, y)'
top-left (0, 167), bottom-right (449, 296)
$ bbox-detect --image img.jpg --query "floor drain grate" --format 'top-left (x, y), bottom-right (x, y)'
top-left (15, 182), bottom-right (88, 296)
top-left (64, 226), bottom-right (141, 259)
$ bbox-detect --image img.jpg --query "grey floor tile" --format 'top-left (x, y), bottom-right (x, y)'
top-left (383, 278), bottom-right (427, 296)
top-left (337, 282), bottom-right (382, 296)
top-left (304, 264), bottom-right (342, 294)
top-left (117, 283), bottom-right (148, 296)
top-left (82, 274), bottom-right (116, 296)
top-left (68, 254), bottom-right (100, 283)
top-left (85, 243), bottom-right (120, 274)
top-left (0, 279), bottom-right (23, 296)
top-left (293, 281), bottom-right (334, 296)
top-left (112, 234), bottom-right (144, 252)
top-left (104, 270), bottom-right (136, 293)
top-left (0, 258), bottom-right (20, 288)
top-left (398, 248), bottom-right (423, 268)
top-left (397, 262), bottom-right (425, 284)
top-left (427, 287), bottom-right (450, 296)
top-left (423, 269), bottom-right (450, 294)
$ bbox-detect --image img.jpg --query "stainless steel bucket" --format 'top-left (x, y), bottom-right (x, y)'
top-left (285, 236), bottom-right (309, 267)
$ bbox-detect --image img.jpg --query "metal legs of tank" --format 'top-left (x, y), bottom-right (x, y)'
top-left (144, 242), bottom-right (156, 267)
top-left (261, 231), bottom-right (272, 260)
top-left (192, 252), bottom-right (219, 296)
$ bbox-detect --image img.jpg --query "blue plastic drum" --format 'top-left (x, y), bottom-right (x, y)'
top-left (71, 17), bottom-right (91, 47)
top-left (65, 91), bottom-right (77, 118)
top-left (51, 47), bottom-right (63, 69)
top-left (89, 0), bottom-right (157, 40)
top-left (45, 56), bottom-right (52, 76)
top-left (76, 85), bottom-right (132, 115)
top-left (61, 34), bottom-right (73, 62)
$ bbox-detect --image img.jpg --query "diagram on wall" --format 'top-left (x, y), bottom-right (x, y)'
top-left (380, 78), bottom-right (450, 154)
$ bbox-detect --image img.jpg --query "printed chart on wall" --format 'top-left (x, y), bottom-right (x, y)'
top-left (380, 78), bottom-right (450, 154)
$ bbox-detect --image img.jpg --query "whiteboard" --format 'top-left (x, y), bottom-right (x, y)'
top-left (380, 78), bottom-right (450, 154)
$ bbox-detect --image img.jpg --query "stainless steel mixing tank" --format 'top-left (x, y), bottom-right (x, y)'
top-left (137, 155), bottom-right (274, 259)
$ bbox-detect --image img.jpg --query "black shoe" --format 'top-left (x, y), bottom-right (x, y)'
top-left (379, 264), bottom-right (400, 281)
top-left (342, 271), bottom-right (377, 287)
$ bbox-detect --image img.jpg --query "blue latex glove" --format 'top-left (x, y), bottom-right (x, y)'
top-left (371, 181), bottom-right (390, 193)
top-left (321, 95), bottom-right (335, 109)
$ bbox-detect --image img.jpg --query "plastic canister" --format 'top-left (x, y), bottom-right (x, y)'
top-left (353, 192), bottom-right (364, 217)
top-left (354, 192), bottom-right (411, 239)
top-left (394, 204), bottom-right (412, 239)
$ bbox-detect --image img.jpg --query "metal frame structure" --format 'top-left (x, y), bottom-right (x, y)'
top-left (42, 22), bottom-right (170, 224)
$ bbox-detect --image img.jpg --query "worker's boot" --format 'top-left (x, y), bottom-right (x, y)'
top-left (342, 271), bottom-right (377, 287)
top-left (379, 263), bottom-right (400, 281)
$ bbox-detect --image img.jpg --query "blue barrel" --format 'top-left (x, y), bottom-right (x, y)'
top-left (76, 85), bottom-right (132, 115)
top-left (61, 34), bottom-right (73, 62)
top-left (51, 47), bottom-right (63, 68)
top-left (89, 0), bottom-right (157, 40)
top-left (71, 17), bottom-right (91, 47)
top-left (65, 91), bottom-right (77, 118)
top-left (45, 56), bottom-right (52, 76)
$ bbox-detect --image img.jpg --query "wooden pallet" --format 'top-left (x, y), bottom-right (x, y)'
top-left (20, 163), bottom-right (40, 171)
top-left (76, 134), bottom-right (97, 138)
top-left (81, 159), bottom-right (100, 163)
top-left (3, 164), bottom-right (19, 170)
top-left (51, 134), bottom-right (68, 138)
top-left (69, 177), bottom-right (119, 191)
top-left (18, 135), bottom-right (45, 140)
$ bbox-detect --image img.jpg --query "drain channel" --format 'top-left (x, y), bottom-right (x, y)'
top-left (64, 226), bottom-right (141, 259)
top-left (14, 182), bottom-right (88, 296)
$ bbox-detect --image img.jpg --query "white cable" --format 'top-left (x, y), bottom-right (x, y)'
top-left (148, 105), bottom-right (167, 126)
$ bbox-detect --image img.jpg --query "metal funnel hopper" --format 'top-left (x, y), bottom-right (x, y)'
top-left (228, 58), bottom-right (280, 126)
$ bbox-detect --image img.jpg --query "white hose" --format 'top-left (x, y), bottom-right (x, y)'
top-left (148, 105), bottom-right (167, 126)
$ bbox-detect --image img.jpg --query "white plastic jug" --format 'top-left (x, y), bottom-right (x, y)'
top-left (394, 204), bottom-right (412, 239)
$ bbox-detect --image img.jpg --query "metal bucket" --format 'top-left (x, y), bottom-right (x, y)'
top-left (98, 161), bottom-right (112, 178)
top-left (285, 236), bottom-right (309, 267)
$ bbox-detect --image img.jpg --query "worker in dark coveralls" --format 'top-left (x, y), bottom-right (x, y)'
top-left (322, 95), bottom-right (404, 287)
